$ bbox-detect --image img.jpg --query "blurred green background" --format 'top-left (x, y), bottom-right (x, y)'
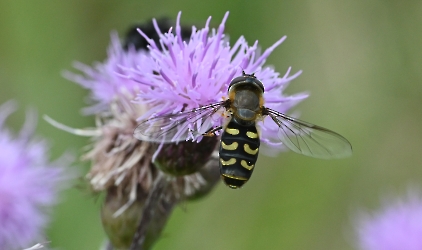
top-left (1, 1), bottom-right (421, 249)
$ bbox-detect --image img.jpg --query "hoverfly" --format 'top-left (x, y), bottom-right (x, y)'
top-left (134, 72), bottom-right (352, 189)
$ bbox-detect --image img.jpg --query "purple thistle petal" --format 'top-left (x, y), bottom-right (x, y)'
top-left (251, 36), bottom-right (286, 69)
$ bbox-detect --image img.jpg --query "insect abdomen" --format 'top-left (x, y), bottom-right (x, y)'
top-left (219, 120), bottom-right (260, 189)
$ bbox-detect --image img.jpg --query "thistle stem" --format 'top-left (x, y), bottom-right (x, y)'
top-left (129, 171), bottom-right (169, 250)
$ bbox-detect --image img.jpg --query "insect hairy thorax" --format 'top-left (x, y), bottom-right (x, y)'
top-left (228, 74), bottom-right (265, 124)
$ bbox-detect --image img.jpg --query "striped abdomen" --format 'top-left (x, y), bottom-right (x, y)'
top-left (219, 120), bottom-right (260, 189)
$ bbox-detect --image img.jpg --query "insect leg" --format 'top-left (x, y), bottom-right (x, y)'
top-left (202, 126), bottom-right (223, 137)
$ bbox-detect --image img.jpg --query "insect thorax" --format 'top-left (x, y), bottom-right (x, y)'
top-left (228, 83), bottom-right (264, 123)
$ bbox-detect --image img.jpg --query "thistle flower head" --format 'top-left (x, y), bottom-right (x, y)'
top-left (67, 16), bottom-right (219, 197)
top-left (129, 12), bottom-right (307, 149)
top-left (65, 11), bottom-right (306, 249)
top-left (68, 12), bottom-right (307, 151)
top-left (356, 189), bottom-right (422, 250)
top-left (0, 101), bottom-right (70, 250)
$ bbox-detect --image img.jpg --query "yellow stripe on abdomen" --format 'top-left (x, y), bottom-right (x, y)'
top-left (221, 141), bottom-right (238, 150)
top-left (221, 173), bottom-right (248, 181)
top-left (244, 144), bottom-right (258, 155)
top-left (246, 131), bottom-right (258, 139)
top-left (220, 158), bottom-right (236, 166)
top-left (225, 127), bottom-right (240, 135)
top-left (240, 160), bottom-right (254, 170)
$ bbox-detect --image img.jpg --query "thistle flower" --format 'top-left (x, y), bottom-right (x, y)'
top-left (130, 12), bottom-right (306, 149)
top-left (0, 100), bottom-right (69, 250)
top-left (64, 11), bottom-right (306, 249)
top-left (355, 189), bottom-right (422, 250)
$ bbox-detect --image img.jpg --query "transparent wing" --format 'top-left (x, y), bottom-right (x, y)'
top-left (134, 101), bottom-right (227, 143)
top-left (265, 108), bottom-right (352, 159)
